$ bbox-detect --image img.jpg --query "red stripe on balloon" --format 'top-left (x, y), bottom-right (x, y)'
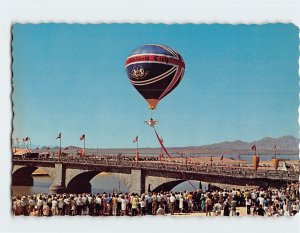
top-left (158, 67), bottom-right (183, 100)
top-left (125, 54), bottom-right (184, 68)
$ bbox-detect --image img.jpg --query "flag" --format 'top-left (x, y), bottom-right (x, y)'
top-left (56, 133), bottom-right (61, 139)
top-left (220, 155), bottom-right (223, 160)
top-left (133, 136), bottom-right (138, 143)
top-left (80, 134), bottom-right (85, 140)
top-left (251, 145), bottom-right (256, 151)
top-left (24, 137), bottom-right (30, 141)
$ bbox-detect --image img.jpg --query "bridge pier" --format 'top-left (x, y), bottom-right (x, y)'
top-left (49, 163), bottom-right (66, 194)
top-left (130, 169), bottom-right (145, 195)
top-left (66, 182), bottom-right (92, 194)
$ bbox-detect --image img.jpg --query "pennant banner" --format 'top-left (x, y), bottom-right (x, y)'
top-left (153, 127), bottom-right (171, 159)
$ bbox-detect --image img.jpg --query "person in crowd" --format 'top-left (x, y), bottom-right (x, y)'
top-left (156, 204), bottom-right (165, 215)
top-left (205, 195), bottom-right (212, 216)
top-left (223, 199), bottom-right (231, 216)
top-left (29, 206), bottom-right (39, 216)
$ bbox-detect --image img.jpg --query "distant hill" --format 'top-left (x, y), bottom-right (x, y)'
top-left (33, 135), bottom-right (299, 156)
top-left (189, 135), bottom-right (299, 155)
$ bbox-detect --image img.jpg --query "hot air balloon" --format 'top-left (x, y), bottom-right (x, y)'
top-left (125, 44), bottom-right (185, 110)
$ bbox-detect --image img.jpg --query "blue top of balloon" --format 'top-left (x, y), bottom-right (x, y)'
top-left (129, 44), bottom-right (175, 57)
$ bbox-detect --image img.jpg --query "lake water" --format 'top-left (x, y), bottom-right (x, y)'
top-left (12, 175), bottom-right (207, 196)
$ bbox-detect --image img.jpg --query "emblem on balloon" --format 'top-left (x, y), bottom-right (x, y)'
top-left (130, 65), bottom-right (145, 80)
top-left (125, 44), bottom-right (185, 110)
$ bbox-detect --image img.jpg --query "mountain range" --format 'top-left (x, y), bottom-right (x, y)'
top-left (185, 135), bottom-right (299, 155)
top-left (36, 135), bottom-right (299, 155)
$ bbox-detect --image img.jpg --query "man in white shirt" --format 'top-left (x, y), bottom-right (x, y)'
top-left (246, 197), bottom-right (252, 215)
top-left (121, 196), bottom-right (127, 216)
top-left (257, 195), bottom-right (264, 206)
top-left (95, 195), bottom-right (101, 216)
top-left (51, 198), bottom-right (58, 216)
top-left (169, 194), bottom-right (176, 215)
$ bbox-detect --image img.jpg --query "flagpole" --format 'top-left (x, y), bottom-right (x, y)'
top-left (136, 138), bottom-right (139, 164)
top-left (59, 136), bottom-right (62, 159)
top-left (84, 137), bottom-right (86, 158)
top-left (83, 134), bottom-right (85, 157)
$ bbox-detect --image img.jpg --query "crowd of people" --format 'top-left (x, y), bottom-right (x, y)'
top-left (12, 183), bottom-right (299, 217)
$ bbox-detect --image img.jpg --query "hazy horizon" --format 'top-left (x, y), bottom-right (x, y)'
top-left (17, 134), bottom-right (298, 151)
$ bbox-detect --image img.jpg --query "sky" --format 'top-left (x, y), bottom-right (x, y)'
top-left (12, 23), bottom-right (299, 148)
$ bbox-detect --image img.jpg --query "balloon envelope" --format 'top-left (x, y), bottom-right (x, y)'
top-left (125, 44), bottom-right (185, 109)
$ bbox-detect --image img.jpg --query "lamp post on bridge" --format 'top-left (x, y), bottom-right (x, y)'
top-left (133, 136), bottom-right (139, 164)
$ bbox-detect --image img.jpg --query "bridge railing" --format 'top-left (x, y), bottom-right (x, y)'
top-left (12, 157), bottom-right (299, 180)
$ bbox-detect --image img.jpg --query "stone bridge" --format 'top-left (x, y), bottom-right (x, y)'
top-left (12, 158), bottom-right (299, 194)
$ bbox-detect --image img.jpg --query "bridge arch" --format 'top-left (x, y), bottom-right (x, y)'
top-left (12, 165), bottom-right (54, 186)
top-left (65, 169), bottom-right (131, 193)
top-left (151, 179), bottom-right (186, 192)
